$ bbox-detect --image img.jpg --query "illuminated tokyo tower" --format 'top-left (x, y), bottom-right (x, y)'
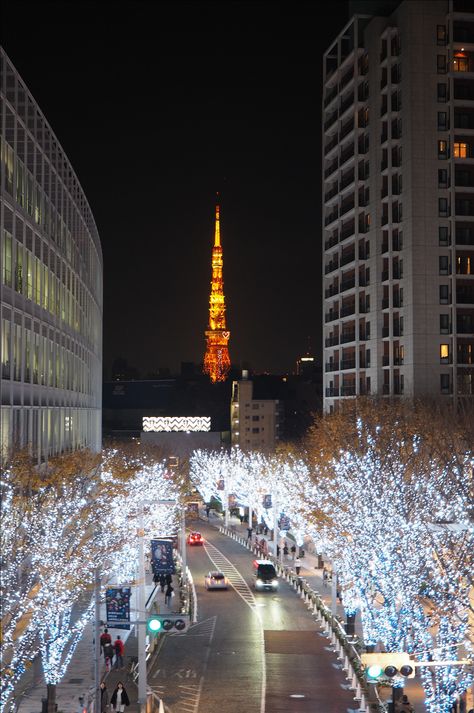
top-left (203, 198), bottom-right (231, 383)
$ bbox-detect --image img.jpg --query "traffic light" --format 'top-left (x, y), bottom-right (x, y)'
top-left (147, 614), bottom-right (190, 634)
top-left (361, 653), bottom-right (415, 682)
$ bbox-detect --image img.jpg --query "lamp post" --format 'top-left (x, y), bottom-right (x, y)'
top-left (137, 510), bottom-right (147, 711)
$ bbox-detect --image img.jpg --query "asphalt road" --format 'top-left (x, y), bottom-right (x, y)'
top-left (148, 522), bottom-right (358, 713)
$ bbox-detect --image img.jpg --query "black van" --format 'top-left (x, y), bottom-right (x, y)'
top-left (252, 559), bottom-right (278, 591)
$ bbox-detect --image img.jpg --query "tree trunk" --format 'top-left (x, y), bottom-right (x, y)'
top-left (46, 683), bottom-right (56, 713)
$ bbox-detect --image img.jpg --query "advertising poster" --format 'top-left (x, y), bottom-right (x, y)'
top-left (151, 539), bottom-right (176, 575)
top-left (186, 501), bottom-right (199, 519)
top-left (263, 494), bottom-right (272, 509)
top-left (106, 587), bottom-right (131, 630)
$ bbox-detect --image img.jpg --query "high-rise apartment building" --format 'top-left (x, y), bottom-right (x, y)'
top-left (230, 372), bottom-right (281, 451)
top-left (322, 0), bottom-right (474, 411)
top-left (1, 49), bottom-right (103, 459)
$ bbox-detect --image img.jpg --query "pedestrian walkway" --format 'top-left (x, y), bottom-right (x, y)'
top-left (15, 567), bottom-right (177, 713)
top-left (205, 509), bottom-right (428, 713)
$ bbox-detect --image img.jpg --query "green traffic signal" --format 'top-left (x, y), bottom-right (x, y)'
top-left (147, 617), bottom-right (162, 633)
top-left (366, 663), bottom-right (384, 680)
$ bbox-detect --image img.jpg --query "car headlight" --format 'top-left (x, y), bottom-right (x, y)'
top-left (272, 580), bottom-right (278, 587)
top-left (256, 580), bottom-right (263, 587)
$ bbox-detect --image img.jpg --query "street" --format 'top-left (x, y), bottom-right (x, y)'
top-left (149, 522), bottom-right (358, 712)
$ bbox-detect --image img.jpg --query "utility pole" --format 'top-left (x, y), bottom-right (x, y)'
top-left (181, 508), bottom-right (187, 586)
top-left (94, 567), bottom-right (101, 713)
top-left (137, 508), bottom-right (147, 712)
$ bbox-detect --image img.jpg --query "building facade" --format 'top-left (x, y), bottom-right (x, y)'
top-left (1, 49), bottom-right (103, 460)
top-left (322, 0), bottom-right (474, 410)
top-left (230, 373), bottom-right (281, 450)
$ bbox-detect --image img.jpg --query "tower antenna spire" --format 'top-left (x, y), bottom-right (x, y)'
top-left (203, 197), bottom-right (231, 383)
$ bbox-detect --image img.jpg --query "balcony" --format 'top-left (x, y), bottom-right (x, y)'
top-left (325, 183), bottom-right (339, 202)
top-left (340, 93), bottom-right (354, 116)
top-left (325, 284), bottom-right (339, 298)
top-left (360, 327), bottom-right (371, 341)
top-left (341, 170), bottom-right (355, 190)
top-left (457, 287), bottom-right (474, 303)
top-left (341, 384), bottom-right (356, 396)
top-left (324, 110), bottom-right (338, 131)
top-left (325, 209), bottom-right (339, 226)
top-left (341, 358), bottom-right (356, 370)
top-left (325, 258), bottom-right (339, 274)
top-left (340, 119), bottom-right (355, 141)
top-left (324, 85), bottom-right (338, 108)
top-left (456, 199), bottom-right (474, 217)
top-left (341, 250), bottom-right (355, 267)
top-left (341, 222), bottom-right (355, 241)
top-left (325, 310), bottom-right (340, 323)
top-left (340, 144), bottom-right (355, 166)
top-left (383, 355), bottom-right (390, 366)
top-left (325, 159), bottom-right (339, 179)
top-left (382, 326), bottom-right (390, 337)
top-left (341, 197), bottom-right (355, 217)
top-left (382, 297), bottom-right (389, 309)
top-left (325, 233), bottom-right (339, 250)
top-left (456, 226), bottom-right (474, 245)
top-left (382, 269), bottom-right (389, 281)
top-left (341, 330), bottom-right (356, 343)
top-left (340, 302), bottom-right (356, 316)
top-left (325, 335), bottom-right (339, 347)
top-left (325, 387), bottom-right (340, 397)
top-left (325, 361), bottom-right (340, 372)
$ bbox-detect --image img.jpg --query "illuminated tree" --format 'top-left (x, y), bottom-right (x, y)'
top-left (303, 399), bottom-right (473, 712)
top-left (1, 447), bottom-right (180, 712)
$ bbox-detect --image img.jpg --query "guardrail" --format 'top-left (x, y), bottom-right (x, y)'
top-left (218, 525), bottom-right (387, 713)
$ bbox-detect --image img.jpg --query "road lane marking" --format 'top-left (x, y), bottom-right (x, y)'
top-left (203, 540), bottom-right (266, 713)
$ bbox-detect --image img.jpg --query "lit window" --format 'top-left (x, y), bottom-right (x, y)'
top-left (438, 140), bottom-right (448, 159)
top-left (453, 52), bottom-right (468, 72)
top-left (440, 344), bottom-right (450, 362)
top-left (454, 142), bottom-right (468, 158)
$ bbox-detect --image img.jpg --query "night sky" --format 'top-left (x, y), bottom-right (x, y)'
top-left (2, 0), bottom-right (349, 378)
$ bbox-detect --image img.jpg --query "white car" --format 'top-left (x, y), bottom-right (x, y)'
top-left (204, 571), bottom-right (229, 590)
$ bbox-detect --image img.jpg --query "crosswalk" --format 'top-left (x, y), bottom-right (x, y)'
top-left (150, 680), bottom-right (203, 713)
top-left (203, 541), bottom-right (257, 610)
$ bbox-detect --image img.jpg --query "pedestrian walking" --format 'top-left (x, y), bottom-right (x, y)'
top-left (291, 544), bottom-right (296, 560)
top-left (205, 505), bottom-right (210, 518)
top-left (295, 557), bottom-right (301, 576)
top-left (395, 695), bottom-right (414, 713)
top-left (247, 527), bottom-right (253, 541)
top-left (165, 583), bottom-right (174, 606)
top-left (159, 573), bottom-right (166, 592)
top-left (110, 681), bottom-right (130, 712)
top-left (113, 635), bottom-right (124, 669)
top-left (103, 641), bottom-right (114, 671)
top-left (283, 544), bottom-right (289, 558)
top-left (99, 681), bottom-right (109, 713)
top-left (165, 572), bottom-right (173, 586)
top-left (100, 627), bottom-right (112, 651)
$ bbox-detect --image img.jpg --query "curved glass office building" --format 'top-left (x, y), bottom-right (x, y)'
top-left (1, 49), bottom-right (103, 460)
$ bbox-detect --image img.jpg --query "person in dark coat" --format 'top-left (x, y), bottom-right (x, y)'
top-left (99, 681), bottom-right (109, 712)
top-left (165, 573), bottom-right (172, 586)
top-left (159, 573), bottom-right (166, 592)
top-left (110, 681), bottom-right (130, 712)
top-left (165, 583), bottom-right (174, 606)
top-left (103, 641), bottom-right (114, 669)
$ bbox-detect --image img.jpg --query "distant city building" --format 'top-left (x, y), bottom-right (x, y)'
top-left (230, 372), bottom-right (281, 450)
top-left (322, 0), bottom-right (474, 411)
top-left (203, 200), bottom-right (231, 383)
top-left (296, 354), bottom-right (317, 378)
top-left (0, 49), bottom-right (103, 460)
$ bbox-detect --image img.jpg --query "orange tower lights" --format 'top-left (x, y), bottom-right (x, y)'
top-left (203, 200), bottom-right (231, 383)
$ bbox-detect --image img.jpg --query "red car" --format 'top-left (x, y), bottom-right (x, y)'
top-left (187, 531), bottom-right (204, 546)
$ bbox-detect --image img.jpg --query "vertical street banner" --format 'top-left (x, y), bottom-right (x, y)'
top-left (263, 494), bottom-right (272, 509)
top-left (186, 501), bottom-right (199, 519)
top-left (151, 539), bottom-right (175, 575)
top-left (106, 587), bottom-right (131, 630)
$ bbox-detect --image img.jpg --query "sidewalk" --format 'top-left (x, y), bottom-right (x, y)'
top-left (15, 566), bottom-right (178, 713)
top-left (205, 509), bottom-right (428, 713)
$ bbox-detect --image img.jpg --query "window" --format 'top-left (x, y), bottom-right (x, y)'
top-left (439, 226), bottom-right (449, 246)
top-left (439, 285), bottom-right (450, 304)
top-left (439, 255), bottom-right (449, 274)
top-left (437, 55), bottom-right (447, 73)
top-left (453, 52), bottom-right (468, 72)
top-left (438, 169), bottom-right (448, 188)
top-left (440, 314), bottom-right (450, 334)
top-left (252, 415), bottom-right (259, 422)
top-left (440, 344), bottom-right (450, 363)
top-left (437, 112), bottom-right (448, 131)
top-left (438, 140), bottom-right (448, 159)
top-left (439, 198), bottom-right (449, 217)
top-left (252, 427), bottom-right (260, 434)
top-left (454, 142), bottom-right (468, 158)
top-left (437, 83), bottom-right (447, 102)
top-left (440, 373), bottom-right (450, 394)
top-left (437, 25), bottom-right (447, 46)
top-left (2, 230), bottom-right (12, 287)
